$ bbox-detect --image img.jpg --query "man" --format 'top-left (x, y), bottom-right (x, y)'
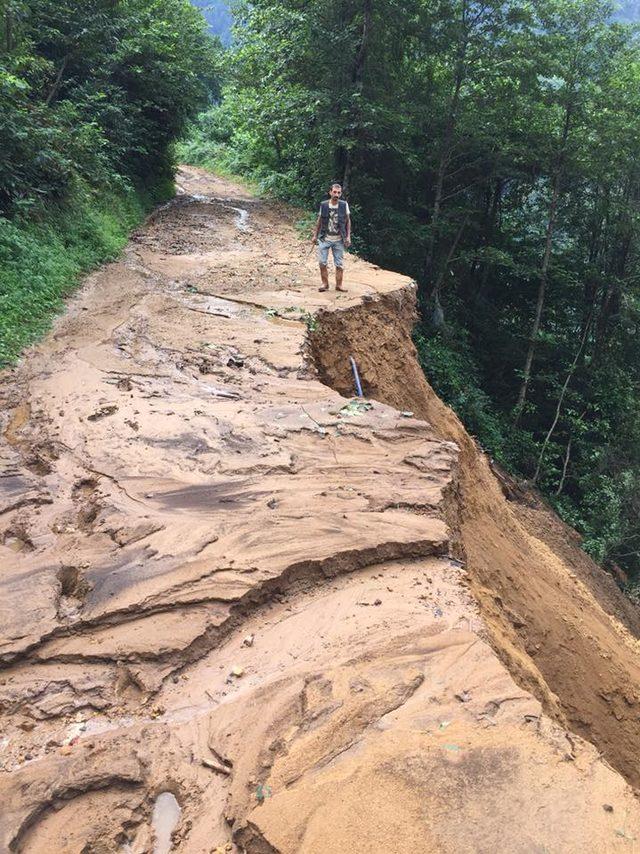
top-left (311, 182), bottom-right (351, 292)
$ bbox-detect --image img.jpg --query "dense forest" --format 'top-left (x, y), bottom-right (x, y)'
top-left (0, 0), bottom-right (217, 364)
top-left (181, 0), bottom-right (640, 591)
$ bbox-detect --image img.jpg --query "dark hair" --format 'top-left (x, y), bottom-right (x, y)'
top-left (330, 182), bottom-right (342, 189)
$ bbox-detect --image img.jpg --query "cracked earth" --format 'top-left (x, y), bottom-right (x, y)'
top-left (1, 167), bottom-right (640, 853)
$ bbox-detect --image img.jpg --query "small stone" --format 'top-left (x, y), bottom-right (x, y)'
top-left (230, 666), bottom-right (244, 678)
top-left (59, 745), bottom-right (73, 756)
top-left (373, 599), bottom-right (382, 606)
top-left (18, 720), bottom-right (35, 732)
top-left (603, 804), bottom-right (614, 812)
top-left (242, 635), bottom-right (254, 648)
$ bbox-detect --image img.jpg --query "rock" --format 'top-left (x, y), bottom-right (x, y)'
top-left (202, 758), bottom-right (231, 776)
top-left (242, 635), bottom-right (254, 648)
top-left (230, 666), bottom-right (244, 678)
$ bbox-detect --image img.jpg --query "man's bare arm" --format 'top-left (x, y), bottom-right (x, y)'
top-left (311, 215), bottom-right (321, 243)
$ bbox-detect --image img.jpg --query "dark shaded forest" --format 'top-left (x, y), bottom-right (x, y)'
top-left (181, 0), bottom-right (640, 592)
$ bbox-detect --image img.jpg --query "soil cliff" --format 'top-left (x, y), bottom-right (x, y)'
top-left (1, 168), bottom-right (639, 853)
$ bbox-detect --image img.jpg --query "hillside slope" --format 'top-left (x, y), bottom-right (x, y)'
top-left (1, 168), bottom-right (639, 852)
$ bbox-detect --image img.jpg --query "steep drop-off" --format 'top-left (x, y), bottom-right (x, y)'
top-left (1, 168), bottom-right (639, 853)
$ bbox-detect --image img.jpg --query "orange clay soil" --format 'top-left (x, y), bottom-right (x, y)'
top-left (0, 166), bottom-right (639, 853)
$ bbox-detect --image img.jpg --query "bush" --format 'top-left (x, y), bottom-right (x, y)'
top-left (0, 178), bottom-right (169, 366)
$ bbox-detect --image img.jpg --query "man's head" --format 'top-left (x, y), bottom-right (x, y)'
top-left (329, 182), bottom-right (342, 201)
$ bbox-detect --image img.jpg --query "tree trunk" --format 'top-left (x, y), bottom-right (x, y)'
top-left (45, 55), bottom-right (70, 107)
top-left (421, 2), bottom-right (469, 301)
top-left (341, 0), bottom-right (372, 196)
top-left (5, 8), bottom-right (13, 52)
top-left (514, 98), bottom-right (573, 424)
top-left (422, 68), bottom-right (464, 299)
top-left (533, 309), bottom-right (593, 483)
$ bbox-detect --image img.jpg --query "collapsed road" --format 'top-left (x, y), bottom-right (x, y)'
top-left (1, 167), bottom-right (640, 853)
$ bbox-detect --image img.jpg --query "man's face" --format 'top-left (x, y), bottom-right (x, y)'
top-left (330, 184), bottom-right (342, 201)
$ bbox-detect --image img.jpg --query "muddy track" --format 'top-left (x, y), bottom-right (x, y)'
top-left (1, 167), bottom-right (639, 853)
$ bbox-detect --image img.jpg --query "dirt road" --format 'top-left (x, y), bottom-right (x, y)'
top-left (1, 168), bottom-right (639, 852)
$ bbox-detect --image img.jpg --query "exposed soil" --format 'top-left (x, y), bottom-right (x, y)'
top-left (1, 166), bottom-right (639, 853)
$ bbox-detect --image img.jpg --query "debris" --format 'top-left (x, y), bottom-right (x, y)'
top-left (202, 758), bottom-right (231, 776)
top-left (227, 355), bottom-right (245, 368)
top-left (615, 829), bottom-right (636, 841)
top-left (339, 399), bottom-right (372, 418)
top-left (439, 721), bottom-right (451, 730)
top-left (242, 634), bottom-right (255, 648)
top-left (87, 404), bottom-right (118, 422)
top-left (433, 607), bottom-right (443, 618)
top-left (267, 498), bottom-right (277, 509)
top-left (455, 691), bottom-right (471, 704)
top-left (256, 783), bottom-right (272, 802)
top-left (400, 411), bottom-right (414, 418)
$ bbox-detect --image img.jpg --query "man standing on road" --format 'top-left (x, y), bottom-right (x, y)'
top-left (311, 182), bottom-right (351, 292)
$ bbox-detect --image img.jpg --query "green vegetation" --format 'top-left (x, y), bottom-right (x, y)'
top-left (0, 184), bottom-right (160, 365)
top-left (0, 0), bottom-right (218, 365)
top-left (182, 0), bottom-right (640, 585)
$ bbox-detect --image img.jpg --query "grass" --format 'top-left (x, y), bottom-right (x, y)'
top-left (0, 179), bottom-right (171, 367)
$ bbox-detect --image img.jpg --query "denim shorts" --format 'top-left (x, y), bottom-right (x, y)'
top-left (317, 239), bottom-right (345, 268)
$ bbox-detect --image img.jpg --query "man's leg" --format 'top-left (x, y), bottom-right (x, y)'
top-left (317, 241), bottom-right (329, 291)
top-left (333, 242), bottom-right (347, 291)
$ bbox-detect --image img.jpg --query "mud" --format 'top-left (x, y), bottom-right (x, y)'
top-left (1, 166), bottom-right (639, 853)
